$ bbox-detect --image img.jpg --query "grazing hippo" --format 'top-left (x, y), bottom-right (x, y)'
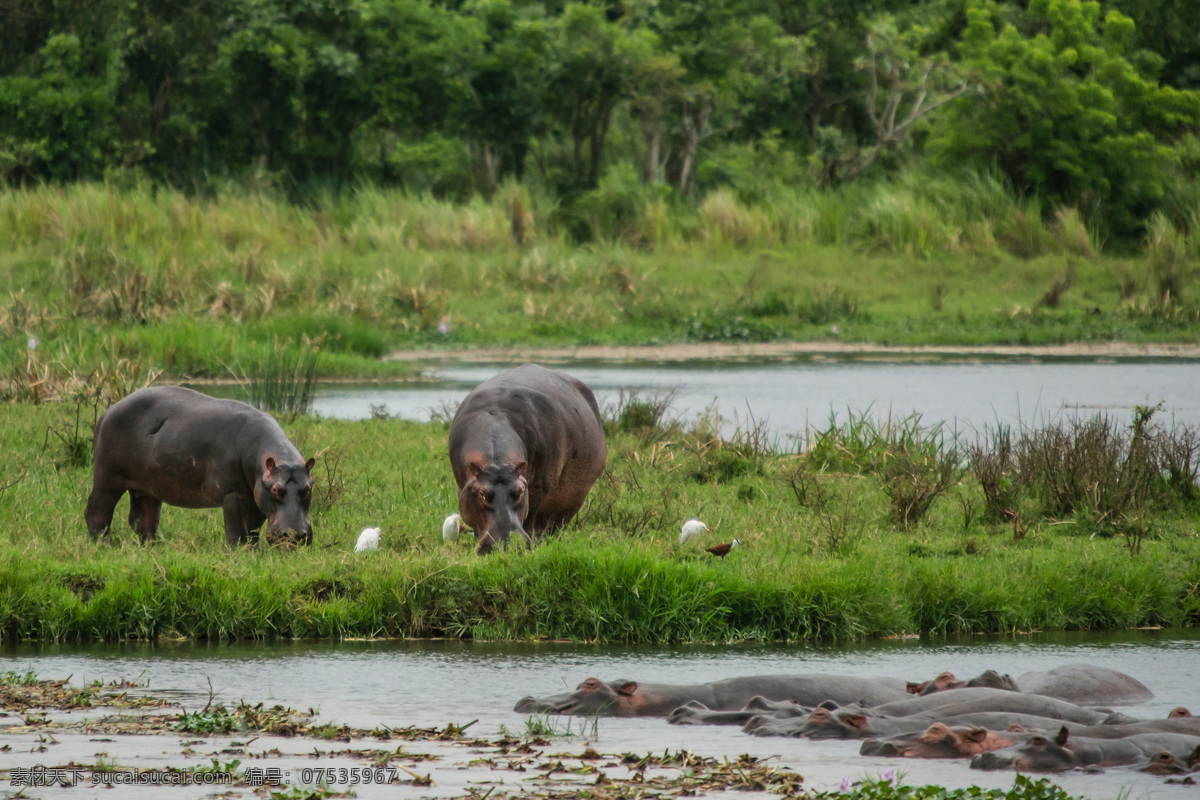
top-left (860, 722), bottom-right (1036, 758)
top-left (513, 674), bottom-right (909, 717)
top-left (448, 364), bottom-right (606, 554)
top-left (85, 387), bottom-right (315, 547)
top-left (971, 726), bottom-right (1200, 772)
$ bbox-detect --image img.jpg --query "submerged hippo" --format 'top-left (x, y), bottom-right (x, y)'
top-left (85, 387), bottom-right (315, 547)
top-left (667, 696), bottom-right (813, 726)
top-left (868, 687), bottom-right (1111, 725)
top-left (448, 364), bottom-right (606, 554)
top-left (1140, 746), bottom-right (1200, 775)
top-left (513, 674), bottom-right (909, 717)
top-left (1015, 664), bottom-right (1154, 706)
top-left (971, 726), bottom-right (1200, 772)
top-left (907, 665), bottom-right (1153, 706)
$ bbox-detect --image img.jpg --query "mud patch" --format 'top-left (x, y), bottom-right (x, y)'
top-left (61, 573), bottom-right (105, 603)
top-left (299, 578), bottom-right (363, 602)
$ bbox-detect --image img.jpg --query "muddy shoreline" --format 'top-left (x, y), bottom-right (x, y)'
top-left (384, 340), bottom-right (1200, 364)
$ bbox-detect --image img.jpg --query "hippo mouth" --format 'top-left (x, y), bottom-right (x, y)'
top-left (859, 740), bottom-right (899, 757)
top-left (513, 696), bottom-right (576, 715)
top-left (971, 752), bottom-right (1016, 771)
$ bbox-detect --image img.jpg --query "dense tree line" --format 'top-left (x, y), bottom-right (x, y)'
top-left (2, 0), bottom-right (1199, 235)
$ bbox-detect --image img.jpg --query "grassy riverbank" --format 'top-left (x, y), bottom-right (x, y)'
top-left (2, 181), bottom-right (1199, 396)
top-left (2, 401), bottom-right (1198, 644)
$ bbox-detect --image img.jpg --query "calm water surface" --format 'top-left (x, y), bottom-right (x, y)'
top-left (5, 630), bottom-right (1200, 797)
top-left (309, 357), bottom-right (1200, 440)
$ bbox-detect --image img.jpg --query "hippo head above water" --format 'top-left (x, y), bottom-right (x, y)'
top-left (514, 678), bottom-right (640, 716)
top-left (971, 727), bottom-right (1074, 772)
top-left (458, 460), bottom-right (531, 554)
top-left (1140, 745), bottom-right (1200, 775)
top-left (254, 456), bottom-right (316, 544)
top-left (907, 669), bottom-right (1019, 695)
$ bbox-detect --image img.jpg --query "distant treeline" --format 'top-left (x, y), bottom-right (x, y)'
top-left (2, 0), bottom-right (1199, 236)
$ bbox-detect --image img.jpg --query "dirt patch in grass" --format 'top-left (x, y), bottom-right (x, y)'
top-left (385, 341), bottom-right (1200, 364)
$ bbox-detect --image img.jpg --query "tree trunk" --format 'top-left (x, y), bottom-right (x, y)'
top-left (677, 104), bottom-right (710, 192)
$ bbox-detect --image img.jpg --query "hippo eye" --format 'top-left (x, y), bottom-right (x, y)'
top-left (300, 487), bottom-right (311, 500)
top-left (271, 485), bottom-right (285, 500)
top-left (514, 486), bottom-right (524, 499)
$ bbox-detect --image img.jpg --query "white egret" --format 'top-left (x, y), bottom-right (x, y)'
top-left (355, 526), bottom-right (382, 552)
top-left (442, 513), bottom-right (463, 542)
top-left (679, 519), bottom-right (709, 543)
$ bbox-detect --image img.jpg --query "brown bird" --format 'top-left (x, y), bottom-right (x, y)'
top-left (706, 539), bottom-right (741, 559)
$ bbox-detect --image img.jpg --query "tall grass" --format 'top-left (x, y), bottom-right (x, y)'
top-left (239, 339), bottom-right (321, 420)
top-left (2, 178), bottom-right (1198, 384)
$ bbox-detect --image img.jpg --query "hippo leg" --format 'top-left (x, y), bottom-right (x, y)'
top-left (85, 486), bottom-right (125, 540)
top-left (127, 494), bottom-right (162, 544)
top-left (246, 508), bottom-right (267, 549)
top-left (221, 495), bottom-right (256, 548)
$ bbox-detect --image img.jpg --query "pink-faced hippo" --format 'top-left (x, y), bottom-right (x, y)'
top-left (971, 726), bottom-right (1200, 772)
top-left (513, 674), bottom-right (910, 717)
top-left (448, 364), bottom-right (606, 554)
top-left (860, 722), bottom-right (1038, 758)
top-left (85, 387), bottom-right (315, 547)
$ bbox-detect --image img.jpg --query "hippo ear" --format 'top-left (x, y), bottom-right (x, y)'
top-left (906, 682), bottom-right (924, 695)
top-left (305, 457), bottom-right (316, 474)
top-left (963, 729), bottom-right (988, 743)
top-left (616, 681), bottom-right (638, 696)
top-left (845, 714), bottom-right (868, 731)
top-left (1006, 725), bottom-right (1026, 733)
top-left (264, 457), bottom-right (277, 477)
top-left (1055, 726), bottom-right (1070, 746)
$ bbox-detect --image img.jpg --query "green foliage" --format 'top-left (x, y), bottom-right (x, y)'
top-left (174, 707), bottom-right (236, 734)
top-left (0, 34), bottom-right (120, 181)
top-left (815, 775), bottom-right (1082, 800)
top-left (932, 0), bottom-right (1200, 235)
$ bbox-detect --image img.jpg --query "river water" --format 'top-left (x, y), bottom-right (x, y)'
top-left (307, 356), bottom-right (1200, 442)
top-left (4, 630), bottom-right (1199, 798)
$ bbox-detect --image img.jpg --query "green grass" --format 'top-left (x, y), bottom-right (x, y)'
top-left (1, 402), bottom-right (1198, 644)
top-left (1, 181), bottom-right (1199, 390)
